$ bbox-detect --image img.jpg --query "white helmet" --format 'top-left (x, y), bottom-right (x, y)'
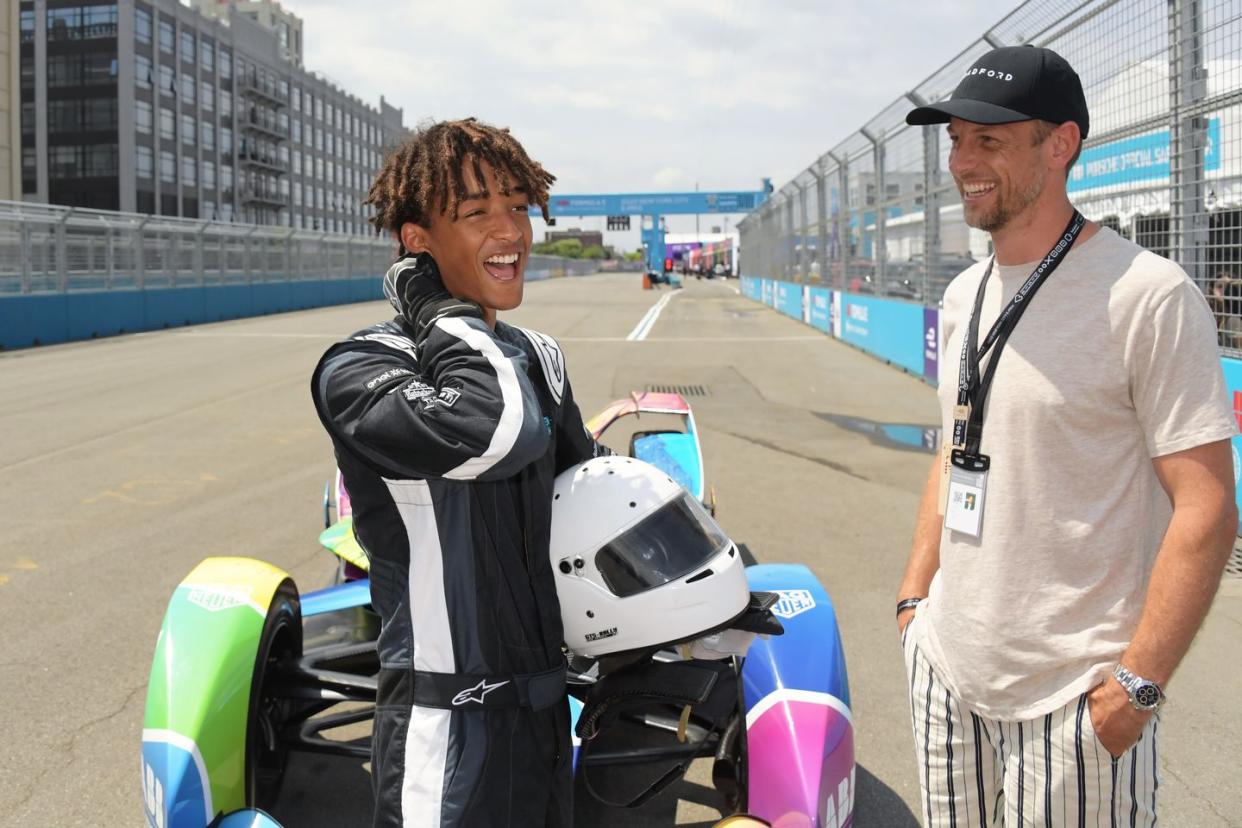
top-left (549, 456), bottom-right (750, 658)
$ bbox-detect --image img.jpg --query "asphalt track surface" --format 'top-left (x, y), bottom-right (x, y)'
top-left (2, 273), bottom-right (1240, 827)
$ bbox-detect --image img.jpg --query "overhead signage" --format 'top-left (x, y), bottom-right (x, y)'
top-left (547, 190), bottom-right (766, 217)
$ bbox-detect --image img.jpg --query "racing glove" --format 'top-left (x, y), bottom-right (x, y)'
top-left (383, 253), bottom-right (483, 349)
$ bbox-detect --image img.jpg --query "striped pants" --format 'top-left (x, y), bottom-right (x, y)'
top-left (901, 622), bottom-right (1159, 827)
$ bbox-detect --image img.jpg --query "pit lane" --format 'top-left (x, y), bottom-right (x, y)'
top-left (2, 273), bottom-right (1238, 826)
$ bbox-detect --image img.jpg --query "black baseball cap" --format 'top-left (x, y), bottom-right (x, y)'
top-left (906, 46), bottom-right (1089, 139)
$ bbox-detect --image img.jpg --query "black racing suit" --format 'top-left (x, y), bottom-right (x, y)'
top-left (311, 299), bottom-right (603, 827)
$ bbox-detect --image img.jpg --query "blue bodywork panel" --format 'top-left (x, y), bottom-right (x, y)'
top-left (742, 563), bottom-right (850, 707)
top-left (633, 432), bottom-right (702, 500)
top-left (300, 579), bottom-right (371, 617)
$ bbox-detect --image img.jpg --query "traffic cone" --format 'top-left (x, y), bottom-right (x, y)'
top-left (642, 273), bottom-right (652, 290)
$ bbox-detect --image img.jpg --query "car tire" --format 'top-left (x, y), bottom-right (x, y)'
top-left (247, 580), bottom-right (302, 812)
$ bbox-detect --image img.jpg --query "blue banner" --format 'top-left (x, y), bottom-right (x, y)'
top-left (838, 293), bottom-right (926, 376)
top-left (807, 287), bottom-right (832, 334)
top-left (1218, 357), bottom-right (1242, 519)
top-left (776, 282), bottom-right (803, 319)
top-left (547, 190), bottom-right (766, 217)
top-left (1068, 118), bottom-right (1220, 193)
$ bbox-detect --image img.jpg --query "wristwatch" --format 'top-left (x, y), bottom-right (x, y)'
top-left (1112, 664), bottom-right (1166, 712)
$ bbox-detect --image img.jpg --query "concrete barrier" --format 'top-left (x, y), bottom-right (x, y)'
top-left (0, 278), bottom-right (385, 349)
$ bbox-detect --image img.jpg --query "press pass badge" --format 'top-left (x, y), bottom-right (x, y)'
top-left (944, 450), bottom-right (989, 538)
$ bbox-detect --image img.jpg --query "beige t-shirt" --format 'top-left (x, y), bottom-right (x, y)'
top-left (914, 227), bottom-right (1236, 721)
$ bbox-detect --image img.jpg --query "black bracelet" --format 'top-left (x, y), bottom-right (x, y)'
top-left (896, 597), bottom-right (924, 617)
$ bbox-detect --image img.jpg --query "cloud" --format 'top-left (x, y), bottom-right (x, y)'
top-left (292, 0), bottom-right (1002, 196)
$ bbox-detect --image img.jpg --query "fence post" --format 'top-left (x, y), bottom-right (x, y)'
top-left (195, 220), bottom-right (207, 286)
top-left (20, 220), bottom-right (32, 294)
top-left (105, 225), bottom-right (115, 289)
top-left (813, 160), bottom-right (828, 285)
top-left (55, 208), bottom-right (73, 292)
top-left (828, 151), bottom-right (849, 292)
top-left (1168, 0), bottom-right (1209, 289)
top-left (861, 128), bottom-right (886, 295)
top-left (797, 180), bottom-right (810, 282)
top-left (906, 92), bottom-right (942, 305)
top-left (135, 216), bottom-right (150, 290)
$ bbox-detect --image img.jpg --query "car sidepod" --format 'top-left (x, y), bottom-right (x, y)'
top-left (742, 564), bottom-right (855, 828)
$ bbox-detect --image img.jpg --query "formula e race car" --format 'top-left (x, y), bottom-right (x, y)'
top-left (140, 393), bottom-right (854, 828)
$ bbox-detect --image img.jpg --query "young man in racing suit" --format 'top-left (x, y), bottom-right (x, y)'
top-left (311, 119), bottom-right (606, 827)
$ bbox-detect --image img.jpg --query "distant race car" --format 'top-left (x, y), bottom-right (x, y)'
top-left (141, 393), bottom-right (855, 828)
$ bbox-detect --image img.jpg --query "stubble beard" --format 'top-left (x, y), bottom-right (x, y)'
top-left (964, 169), bottom-right (1046, 233)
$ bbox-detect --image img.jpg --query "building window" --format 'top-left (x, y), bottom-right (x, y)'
top-left (201, 81), bottom-right (214, 112)
top-left (219, 48), bottom-right (232, 79)
top-left (291, 87), bottom-right (300, 112)
top-left (293, 181), bottom-right (301, 206)
top-left (135, 8), bottom-right (152, 45)
top-left (136, 54), bottom-right (153, 89)
top-left (158, 19), bottom-right (174, 53)
top-left (86, 144), bottom-right (118, 176)
top-left (220, 89), bottom-right (232, 116)
top-left (291, 119), bottom-right (301, 143)
top-left (159, 107), bottom-right (174, 140)
top-left (20, 8), bottom-right (34, 42)
top-left (180, 30), bottom-right (195, 64)
top-left (220, 126), bottom-right (233, 154)
top-left (47, 5), bottom-right (118, 41)
top-left (48, 54), bottom-right (118, 88)
top-left (278, 79), bottom-right (289, 100)
top-left (292, 151), bottom-right (301, 175)
top-left (182, 156), bottom-right (197, 186)
top-left (180, 72), bottom-right (196, 104)
top-left (181, 113), bottom-right (196, 146)
top-left (136, 145), bottom-right (154, 179)
top-left (202, 160), bottom-right (216, 190)
top-left (159, 65), bottom-right (174, 97)
top-left (201, 40), bottom-right (214, 73)
top-left (159, 150), bottom-right (175, 183)
top-left (221, 164), bottom-right (233, 192)
top-left (202, 122), bottom-right (215, 150)
top-left (135, 100), bottom-right (153, 134)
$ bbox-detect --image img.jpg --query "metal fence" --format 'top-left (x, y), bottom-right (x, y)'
top-left (738, 0), bottom-right (1242, 351)
top-left (0, 199), bottom-right (611, 295)
top-left (0, 200), bottom-right (395, 294)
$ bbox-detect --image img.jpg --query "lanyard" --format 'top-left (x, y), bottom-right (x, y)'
top-left (952, 211), bottom-right (1085, 456)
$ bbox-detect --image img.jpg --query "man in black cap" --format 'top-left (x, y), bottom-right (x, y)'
top-left (894, 46), bottom-right (1236, 825)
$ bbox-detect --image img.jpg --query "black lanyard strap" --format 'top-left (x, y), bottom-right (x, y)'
top-left (953, 211), bottom-right (1086, 455)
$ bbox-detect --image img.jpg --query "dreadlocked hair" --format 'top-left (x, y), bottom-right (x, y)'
top-left (365, 118), bottom-right (556, 240)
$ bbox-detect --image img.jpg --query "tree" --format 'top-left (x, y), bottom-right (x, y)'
top-left (581, 244), bottom-right (608, 260)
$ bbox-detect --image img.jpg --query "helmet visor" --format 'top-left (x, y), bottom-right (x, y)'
top-left (595, 493), bottom-right (730, 598)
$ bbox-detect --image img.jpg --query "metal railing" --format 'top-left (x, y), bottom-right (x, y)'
top-left (0, 201), bottom-right (393, 294)
top-left (738, 0), bottom-right (1242, 351)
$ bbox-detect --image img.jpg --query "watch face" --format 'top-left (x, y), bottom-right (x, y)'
top-left (1135, 684), bottom-right (1161, 708)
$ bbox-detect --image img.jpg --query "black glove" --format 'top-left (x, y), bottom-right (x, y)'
top-left (382, 253), bottom-right (483, 348)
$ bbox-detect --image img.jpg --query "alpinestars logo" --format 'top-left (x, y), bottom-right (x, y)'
top-left (452, 678), bottom-right (510, 706)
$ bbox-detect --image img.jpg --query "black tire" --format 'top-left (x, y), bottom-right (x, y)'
top-left (246, 579), bottom-right (302, 811)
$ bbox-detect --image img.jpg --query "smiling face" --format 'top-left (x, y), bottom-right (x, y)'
top-left (399, 160), bottom-right (533, 325)
top-left (947, 118), bottom-right (1051, 234)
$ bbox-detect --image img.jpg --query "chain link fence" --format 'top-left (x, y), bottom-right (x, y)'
top-left (0, 200), bottom-right (394, 294)
top-left (0, 199), bottom-right (607, 295)
top-left (738, 0), bottom-right (1242, 352)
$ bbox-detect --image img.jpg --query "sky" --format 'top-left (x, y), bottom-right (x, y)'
top-left (292, 0), bottom-right (1005, 249)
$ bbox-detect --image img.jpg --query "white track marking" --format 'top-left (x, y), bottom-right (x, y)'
top-left (626, 292), bottom-right (677, 341)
